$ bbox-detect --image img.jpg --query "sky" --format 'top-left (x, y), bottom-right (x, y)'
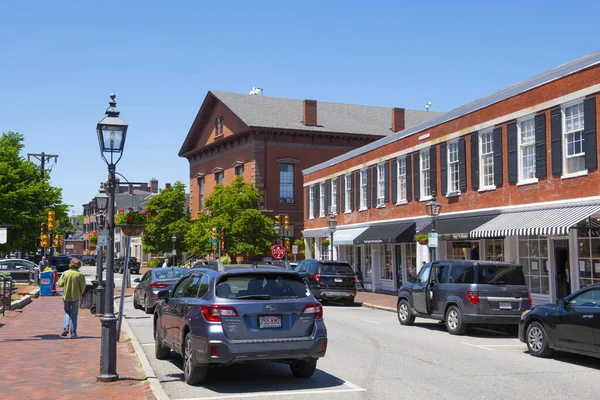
top-left (1, 1), bottom-right (599, 215)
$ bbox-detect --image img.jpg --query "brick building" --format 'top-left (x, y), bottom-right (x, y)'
top-left (303, 51), bottom-right (600, 305)
top-left (179, 91), bottom-right (440, 253)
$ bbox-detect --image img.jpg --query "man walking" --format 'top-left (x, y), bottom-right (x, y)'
top-left (58, 257), bottom-right (86, 339)
top-left (39, 255), bottom-right (49, 272)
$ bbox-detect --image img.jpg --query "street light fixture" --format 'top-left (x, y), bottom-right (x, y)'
top-left (273, 223), bottom-right (281, 242)
top-left (327, 213), bottom-right (337, 261)
top-left (172, 235), bottom-right (177, 267)
top-left (94, 186), bottom-right (109, 317)
top-left (96, 93), bottom-right (128, 382)
top-left (425, 192), bottom-right (441, 262)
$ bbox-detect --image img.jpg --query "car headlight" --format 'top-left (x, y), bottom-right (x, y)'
top-left (521, 309), bottom-right (532, 318)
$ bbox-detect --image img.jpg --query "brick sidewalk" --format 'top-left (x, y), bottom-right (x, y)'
top-left (0, 294), bottom-right (153, 400)
top-left (355, 290), bottom-right (398, 310)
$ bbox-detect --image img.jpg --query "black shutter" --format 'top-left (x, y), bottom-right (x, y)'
top-left (493, 127), bottom-right (503, 186)
top-left (584, 97), bottom-right (597, 170)
top-left (338, 176), bottom-right (343, 213)
top-left (350, 174), bottom-right (355, 211)
top-left (355, 171), bottom-right (360, 210)
top-left (550, 108), bottom-right (562, 176)
top-left (471, 133), bottom-right (479, 190)
top-left (507, 122), bottom-right (518, 184)
top-left (306, 186), bottom-right (310, 218)
top-left (371, 166), bottom-right (377, 207)
top-left (406, 156), bottom-right (412, 202)
top-left (315, 183), bottom-right (320, 218)
top-left (439, 142), bottom-right (447, 196)
top-left (384, 161), bottom-right (390, 203)
top-left (325, 180), bottom-right (331, 215)
top-left (430, 147), bottom-right (437, 197)
top-left (413, 152), bottom-right (420, 202)
top-left (458, 137), bottom-right (466, 192)
top-left (535, 113), bottom-right (547, 178)
top-left (391, 159), bottom-right (397, 204)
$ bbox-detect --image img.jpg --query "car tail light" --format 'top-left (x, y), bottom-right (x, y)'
top-left (201, 305), bottom-right (238, 322)
top-left (302, 303), bottom-right (323, 319)
top-left (150, 282), bottom-right (168, 288)
top-left (353, 274), bottom-right (358, 284)
top-left (466, 291), bottom-right (480, 305)
top-left (527, 295), bottom-right (532, 305)
top-left (311, 274), bottom-right (321, 282)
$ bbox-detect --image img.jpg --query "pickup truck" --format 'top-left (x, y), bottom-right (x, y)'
top-left (116, 256), bottom-right (140, 274)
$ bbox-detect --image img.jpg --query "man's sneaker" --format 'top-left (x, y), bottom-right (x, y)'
top-left (61, 329), bottom-right (69, 337)
top-left (71, 334), bottom-right (78, 339)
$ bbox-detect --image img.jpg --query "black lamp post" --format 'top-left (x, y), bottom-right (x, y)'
top-left (96, 93), bottom-right (128, 382)
top-left (327, 213), bottom-right (337, 261)
top-left (273, 222), bottom-right (281, 245)
top-left (94, 187), bottom-right (108, 317)
top-left (425, 193), bottom-right (441, 262)
top-left (171, 235), bottom-right (177, 267)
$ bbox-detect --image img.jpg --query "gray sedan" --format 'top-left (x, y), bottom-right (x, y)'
top-left (0, 259), bottom-right (37, 282)
top-left (133, 268), bottom-right (188, 314)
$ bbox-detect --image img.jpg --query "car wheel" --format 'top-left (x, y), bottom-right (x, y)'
top-left (526, 321), bottom-right (554, 358)
top-left (183, 332), bottom-right (208, 385)
top-left (397, 299), bottom-right (415, 326)
top-left (144, 295), bottom-right (153, 315)
top-left (290, 358), bottom-right (317, 378)
top-left (343, 297), bottom-right (354, 306)
top-left (154, 318), bottom-right (171, 360)
top-left (133, 294), bottom-right (142, 310)
top-left (445, 305), bottom-right (467, 335)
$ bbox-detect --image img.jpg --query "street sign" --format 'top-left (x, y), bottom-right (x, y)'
top-left (292, 245), bottom-right (299, 255)
top-left (0, 228), bottom-right (6, 244)
top-left (98, 230), bottom-right (108, 246)
top-left (428, 232), bottom-right (438, 248)
top-left (271, 245), bottom-right (286, 259)
top-left (172, 249), bottom-right (177, 255)
top-left (209, 239), bottom-right (218, 245)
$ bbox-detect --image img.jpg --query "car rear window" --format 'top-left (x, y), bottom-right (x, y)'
top-left (478, 264), bottom-right (526, 285)
top-left (319, 263), bottom-right (354, 275)
top-left (449, 264), bottom-right (475, 284)
top-left (153, 269), bottom-right (187, 280)
top-left (216, 273), bottom-right (309, 300)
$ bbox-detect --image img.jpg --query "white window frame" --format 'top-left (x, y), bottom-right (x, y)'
top-left (359, 169), bottom-right (368, 210)
top-left (319, 182), bottom-right (326, 217)
top-left (331, 179), bottom-right (338, 215)
top-left (561, 99), bottom-right (586, 177)
top-left (479, 129), bottom-right (495, 190)
top-left (198, 177), bottom-right (205, 211)
top-left (517, 115), bottom-right (537, 184)
top-left (215, 171), bottom-right (223, 185)
top-left (376, 163), bottom-right (385, 207)
top-left (344, 174), bottom-right (352, 213)
top-left (447, 140), bottom-right (460, 194)
top-left (309, 186), bottom-right (315, 219)
top-left (420, 150), bottom-right (431, 200)
top-left (396, 157), bottom-right (407, 203)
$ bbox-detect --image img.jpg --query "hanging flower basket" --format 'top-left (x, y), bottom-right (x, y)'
top-left (414, 233), bottom-right (429, 245)
top-left (114, 207), bottom-right (157, 236)
top-left (117, 224), bottom-right (146, 236)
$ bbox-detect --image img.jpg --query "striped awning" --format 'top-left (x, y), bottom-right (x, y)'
top-left (470, 204), bottom-right (600, 238)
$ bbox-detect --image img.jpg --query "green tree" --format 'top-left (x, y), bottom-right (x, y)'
top-left (142, 181), bottom-right (189, 255)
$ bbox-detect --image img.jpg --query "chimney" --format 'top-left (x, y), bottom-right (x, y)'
top-left (128, 184), bottom-right (133, 194)
top-left (392, 108), bottom-right (405, 132)
top-left (165, 183), bottom-right (171, 189)
top-left (150, 178), bottom-right (158, 194)
top-left (303, 100), bottom-right (317, 126)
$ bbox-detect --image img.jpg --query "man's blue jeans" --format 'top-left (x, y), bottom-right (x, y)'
top-left (63, 300), bottom-right (79, 336)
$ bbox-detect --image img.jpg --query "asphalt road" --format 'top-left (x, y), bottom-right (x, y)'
top-left (80, 264), bottom-right (138, 288)
top-left (119, 295), bottom-right (600, 400)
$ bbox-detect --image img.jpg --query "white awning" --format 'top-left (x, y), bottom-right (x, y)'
top-left (301, 227), bottom-right (331, 238)
top-left (333, 227), bottom-right (369, 245)
top-left (470, 204), bottom-right (600, 238)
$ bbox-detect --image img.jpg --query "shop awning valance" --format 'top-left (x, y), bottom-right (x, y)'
top-left (353, 222), bottom-right (415, 245)
top-left (420, 213), bottom-right (499, 239)
top-left (333, 227), bottom-right (369, 245)
top-left (470, 204), bottom-right (600, 238)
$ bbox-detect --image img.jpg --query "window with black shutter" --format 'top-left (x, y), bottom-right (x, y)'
top-left (391, 159), bottom-right (398, 204)
top-left (306, 186), bottom-right (310, 218)
top-left (458, 137), bottom-right (466, 192)
top-left (439, 142), bottom-right (447, 196)
top-left (325, 180), bottom-right (331, 215)
top-left (507, 122), bottom-right (517, 184)
top-left (371, 166), bottom-right (377, 208)
top-left (535, 113), bottom-right (547, 178)
top-left (340, 176), bottom-right (345, 213)
top-left (406, 155), bottom-right (412, 202)
top-left (471, 133), bottom-right (479, 190)
top-left (355, 171), bottom-right (360, 210)
top-left (413, 152), bottom-right (420, 201)
top-left (550, 108), bottom-right (562, 176)
top-left (493, 127), bottom-right (503, 186)
top-left (314, 184), bottom-right (320, 219)
top-left (384, 161), bottom-right (390, 203)
top-left (584, 96), bottom-right (597, 170)
top-left (430, 147), bottom-right (437, 197)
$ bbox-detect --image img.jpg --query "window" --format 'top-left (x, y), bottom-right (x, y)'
top-left (363, 244), bottom-right (372, 279)
top-left (418, 264), bottom-right (431, 283)
top-left (447, 141), bottom-right (459, 193)
top-left (319, 182), bottom-right (326, 217)
top-left (308, 185), bottom-right (315, 219)
top-left (518, 116), bottom-right (536, 182)
top-left (198, 177), bottom-right (205, 211)
top-left (397, 157), bottom-right (407, 202)
top-left (214, 115), bottom-right (224, 137)
top-left (406, 243), bottom-right (417, 280)
top-left (377, 163), bottom-right (385, 207)
top-left (173, 276), bottom-right (197, 298)
top-left (446, 242), bottom-right (467, 260)
top-left (575, 228), bottom-right (600, 288)
top-left (568, 289), bottom-right (600, 307)
top-left (431, 263), bottom-right (450, 283)
top-left (331, 179), bottom-right (338, 215)
top-left (563, 101), bottom-right (585, 175)
top-left (215, 171), bottom-right (223, 184)
top-left (480, 130), bottom-right (494, 188)
top-left (484, 239), bottom-right (504, 261)
top-left (518, 236), bottom-right (549, 295)
top-left (478, 264), bottom-right (525, 285)
top-left (420, 150), bottom-right (431, 199)
top-left (381, 244), bottom-right (393, 280)
top-left (344, 174), bottom-right (352, 212)
top-left (235, 165), bottom-right (244, 176)
top-left (449, 264), bottom-right (475, 284)
top-left (360, 169), bottom-right (368, 210)
top-left (279, 163), bottom-right (294, 203)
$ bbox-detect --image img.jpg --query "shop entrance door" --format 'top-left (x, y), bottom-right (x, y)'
top-left (554, 239), bottom-right (570, 300)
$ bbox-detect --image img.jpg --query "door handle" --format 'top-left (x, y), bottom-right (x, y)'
top-left (582, 314), bottom-right (594, 319)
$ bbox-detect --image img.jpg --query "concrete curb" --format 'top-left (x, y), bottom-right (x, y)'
top-left (10, 294), bottom-right (33, 310)
top-left (117, 300), bottom-right (170, 400)
top-left (361, 302), bottom-right (396, 313)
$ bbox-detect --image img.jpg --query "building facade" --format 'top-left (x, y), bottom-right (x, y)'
top-left (303, 51), bottom-right (600, 305)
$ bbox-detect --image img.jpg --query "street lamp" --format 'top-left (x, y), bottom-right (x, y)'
top-left (273, 222), bottom-right (281, 244)
top-left (425, 192), bottom-right (441, 262)
top-left (172, 235), bottom-right (177, 267)
top-left (327, 213), bottom-right (337, 261)
top-left (96, 93), bottom-right (128, 382)
top-left (94, 186), bottom-right (109, 317)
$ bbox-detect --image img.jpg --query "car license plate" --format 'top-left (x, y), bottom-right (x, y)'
top-left (499, 302), bottom-right (512, 310)
top-left (259, 315), bottom-right (281, 329)
top-left (335, 278), bottom-right (343, 283)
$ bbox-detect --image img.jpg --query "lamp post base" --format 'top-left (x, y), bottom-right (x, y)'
top-left (95, 285), bottom-right (105, 317)
top-left (98, 315), bottom-right (119, 382)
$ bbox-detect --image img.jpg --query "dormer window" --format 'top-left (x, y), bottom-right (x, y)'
top-left (215, 115), bottom-right (224, 137)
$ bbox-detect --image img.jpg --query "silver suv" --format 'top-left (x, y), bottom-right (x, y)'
top-left (397, 260), bottom-right (531, 335)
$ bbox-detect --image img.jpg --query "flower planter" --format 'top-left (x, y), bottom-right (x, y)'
top-left (117, 224), bottom-right (145, 236)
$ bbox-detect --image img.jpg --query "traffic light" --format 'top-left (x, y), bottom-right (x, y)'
top-left (284, 239), bottom-right (291, 252)
top-left (54, 234), bottom-right (59, 248)
top-left (48, 210), bottom-right (56, 231)
top-left (274, 215), bottom-right (280, 226)
top-left (40, 222), bottom-right (47, 235)
top-left (59, 234), bottom-right (64, 247)
top-left (211, 227), bottom-right (217, 240)
top-left (40, 234), bottom-right (49, 248)
top-left (284, 215), bottom-right (289, 231)
top-left (220, 227), bottom-right (225, 250)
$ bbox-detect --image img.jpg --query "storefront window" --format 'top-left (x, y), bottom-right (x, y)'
top-left (577, 229), bottom-right (600, 288)
top-left (446, 242), bottom-right (467, 259)
top-left (485, 239), bottom-right (504, 261)
top-left (381, 244), bottom-right (393, 280)
top-left (340, 246), bottom-right (355, 271)
top-left (364, 245), bottom-right (372, 280)
top-left (406, 243), bottom-right (417, 280)
top-left (518, 236), bottom-right (550, 295)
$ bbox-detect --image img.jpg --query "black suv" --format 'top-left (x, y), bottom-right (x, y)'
top-left (295, 259), bottom-right (357, 305)
top-left (397, 260), bottom-right (530, 335)
top-left (51, 255), bottom-right (71, 273)
top-left (116, 256), bottom-right (140, 274)
top-left (81, 255), bottom-right (96, 266)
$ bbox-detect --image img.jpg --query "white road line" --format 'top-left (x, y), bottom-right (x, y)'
top-left (362, 319), bottom-right (381, 324)
top-left (141, 343), bottom-right (155, 346)
top-left (476, 344), bottom-right (524, 347)
top-left (460, 342), bottom-right (494, 351)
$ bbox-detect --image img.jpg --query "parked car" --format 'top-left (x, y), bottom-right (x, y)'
top-left (133, 267), bottom-right (188, 314)
top-left (294, 259), bottom-right (357, 305)
top-left (51, 255), bottom-right (71, 273)
top-left (153, 267), bottom-right (327, 385)
top-left (81, 255), bottom-right (96, 266)
top-left (0, 259), bottom-right (37, 282)
top-left (115, 256), bottom-right (140, 274)
top-left (68, 254), bottom-right (81, 260)
top-left (519, 283), bottom-right (600, 359)
top-left (397, 260), bottom-right (530, 335)
top-left (251, 260), bottom-right (294, 270)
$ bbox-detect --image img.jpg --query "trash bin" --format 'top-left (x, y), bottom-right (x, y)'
top-left (80, 283), bottom-right (94, 309)
top-left (40, 270), bottom-right (54, 296)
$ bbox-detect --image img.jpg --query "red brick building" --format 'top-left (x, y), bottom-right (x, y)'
top-left (303, 51), bottom-right (600, 304)
top-left (179, 91), bottom-right (440, 252)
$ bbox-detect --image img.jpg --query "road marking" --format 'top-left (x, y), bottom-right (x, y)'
top-left (174, 381), bottom-right (366, 400)
top-left (362, 319), bottom-right (381, 324)
top-left (142, 343), bottom-right (155, 347)
top-left (479, 344), bottom-right (524, 347)
top-left (460, 342), bottom-right (494, 351)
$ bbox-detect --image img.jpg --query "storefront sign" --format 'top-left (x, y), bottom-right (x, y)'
top-left (0, 228), bottom-right (6, 244)
top-left (452, 241), bottom-right (472, 248)
top-left (451, 233), bottom-right (470, 240)
top-left (363, 239), bottom-right (383, 244)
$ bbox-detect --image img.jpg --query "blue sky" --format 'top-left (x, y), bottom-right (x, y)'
top-left (1, 1), bottom-right (598, 214)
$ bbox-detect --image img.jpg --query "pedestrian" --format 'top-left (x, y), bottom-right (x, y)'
top-left (162, 258), bottom-right (168, 268)
top-left (58, 257), bottom-right (86, 339)
top-left (39, 255), bottom-right (49, 273)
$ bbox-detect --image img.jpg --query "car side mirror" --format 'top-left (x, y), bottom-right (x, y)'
top-left (157, 290), bottom-right (170, 302)
top-left (557, 298), bottom-right (566, 307)
top-left (408, 277), bottom-right (417, 284)
top-left (133, 278), bottom-right (141, 283)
